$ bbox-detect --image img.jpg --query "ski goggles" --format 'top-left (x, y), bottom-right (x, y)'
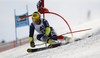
top-left (32, 18), bottom-right (39, 22)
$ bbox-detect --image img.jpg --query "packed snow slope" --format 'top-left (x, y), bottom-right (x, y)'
top-left (0, 19), bottom-right (100, 58)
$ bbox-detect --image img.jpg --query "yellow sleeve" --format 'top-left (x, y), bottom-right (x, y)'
top-left (29, 37), bottom-right (33, 42)
top-left (45, 27), bottom-right (51, 35)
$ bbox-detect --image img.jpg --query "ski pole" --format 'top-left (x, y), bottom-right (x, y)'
top-left (59, 28), bottom-right (92, 36)
top-left (49, 28), bottom-right (92, 38)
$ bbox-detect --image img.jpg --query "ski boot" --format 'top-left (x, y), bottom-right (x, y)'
top-left (47, 39), bottom-right (61, 48)
top-left (63, 36), bottom-right (71, 42)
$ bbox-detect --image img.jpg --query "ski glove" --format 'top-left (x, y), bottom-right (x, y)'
top-left (30, 41), bottom-right (35, 47)
top-left (29, 37), bottom-right (33, 42)
top-left (43, 34), bottom-right (48, 41)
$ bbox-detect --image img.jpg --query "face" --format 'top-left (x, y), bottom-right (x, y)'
top-left (34, 20), bottom-right (40, 24)
top-left (33, 18), bottom-right (40, 24)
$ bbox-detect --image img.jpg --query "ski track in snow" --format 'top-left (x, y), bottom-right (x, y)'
top-left (0, 33), bottom-right (100, 58)
top-left (0, 19), bottom-right (100, 58)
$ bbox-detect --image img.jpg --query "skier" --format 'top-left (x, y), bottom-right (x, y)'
top-left (29, 11), bottom-right (58, 47)
top-left (37, 0), bottom-right (49, 13)
top-left (37, 0), bottom-right (42, 11)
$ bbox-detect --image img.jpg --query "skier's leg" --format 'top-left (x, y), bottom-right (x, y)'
top-left (37, 34), bottom-right (48, 42)
top-left (47, 29), bottom-right (58, 44)
top-left (37, 34), bottom-right (44, 41)
top-left (49, 27), bottom-right (57, 40)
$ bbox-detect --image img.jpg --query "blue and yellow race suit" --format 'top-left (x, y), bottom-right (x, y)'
top-left (29, 18), bottom-right (57, 42)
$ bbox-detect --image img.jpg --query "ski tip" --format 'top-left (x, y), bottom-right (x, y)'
top-left (27, 49), bottom-right (32, 53)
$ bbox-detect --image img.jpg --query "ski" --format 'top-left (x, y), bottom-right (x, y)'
top-left (27, 47), bottom-right (48, 52)
top-left (27, 43), bottom-right (60, 53)
top-left (27, 42), bottom-right (70, 53)
top-left (27, 38), bottom-right (82, 53)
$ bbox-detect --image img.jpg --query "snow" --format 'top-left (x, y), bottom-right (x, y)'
top-left (0, 19), bottom-right (100, 58)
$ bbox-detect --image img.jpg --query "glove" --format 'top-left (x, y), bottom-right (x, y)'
top-left (43, 34), bottom-right (48, 41)
top-left (30, 41), bottom-right (35, 47)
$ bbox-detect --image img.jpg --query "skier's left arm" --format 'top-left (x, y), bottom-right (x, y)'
top-left (43, 19), bottom-right (51, 35)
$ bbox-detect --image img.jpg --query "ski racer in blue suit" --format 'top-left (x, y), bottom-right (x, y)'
top-left (29, 11), bottom-right (57, 47)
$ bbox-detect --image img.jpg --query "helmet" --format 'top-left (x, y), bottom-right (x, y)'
top-left (32, 12), bottom-right (41, 22)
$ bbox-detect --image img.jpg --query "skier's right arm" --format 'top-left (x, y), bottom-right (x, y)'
top-left (29, 23), bottom-right (35, 47)
top-left (29, 23), bottom-right (35, 41)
